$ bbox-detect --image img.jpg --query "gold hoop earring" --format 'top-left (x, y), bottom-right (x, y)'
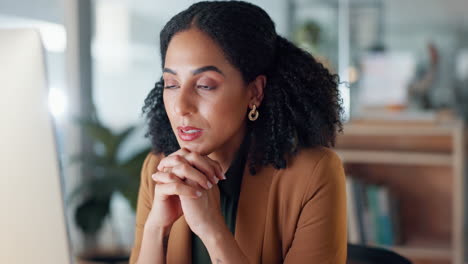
top-left (248, 104), bottom-right (259, 121)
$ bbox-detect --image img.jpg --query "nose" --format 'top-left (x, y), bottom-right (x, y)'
top-left (173, 85), bottom-right (196, 116)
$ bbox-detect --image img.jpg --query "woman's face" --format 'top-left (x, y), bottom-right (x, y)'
top-left (162, 28), bottom-right (254, 155)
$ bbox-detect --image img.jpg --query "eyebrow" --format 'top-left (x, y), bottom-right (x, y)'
top-left (163, 65), bottom-right (225, 76)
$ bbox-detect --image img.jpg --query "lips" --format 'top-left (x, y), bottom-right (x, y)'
top-left (177, 126), bottom-right (203, 141)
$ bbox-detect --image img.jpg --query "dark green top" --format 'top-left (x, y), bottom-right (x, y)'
top-left (191, 135), bottom-right (250, 263)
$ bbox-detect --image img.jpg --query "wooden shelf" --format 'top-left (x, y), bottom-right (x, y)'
top-left (336, 119), bottom-right (466, 264)
top-left (341, 123), bottom-right (455, 136)
top-left (335, 149), bottom-right (453, 166)
top-left (383, 244), bottom-right (452, 260)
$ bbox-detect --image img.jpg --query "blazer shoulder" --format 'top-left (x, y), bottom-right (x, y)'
top-left (276, 146), bottom-right (345, 200)
top-left (286, 146), bottom-right (343, 174)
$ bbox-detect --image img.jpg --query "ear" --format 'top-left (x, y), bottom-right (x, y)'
top-left (248, 75), bottom-right (266, 108)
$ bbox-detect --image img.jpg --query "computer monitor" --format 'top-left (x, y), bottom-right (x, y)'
top-left (0, 28), bottom-right (72, 264)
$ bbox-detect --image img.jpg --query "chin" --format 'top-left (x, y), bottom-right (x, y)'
top-left (179, 141), bottom-right (214, 156)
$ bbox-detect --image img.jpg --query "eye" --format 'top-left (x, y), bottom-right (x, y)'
top-left (163, 79), bottom-right (179, 89)
top-left (196, 77), bottom-right (218, 90)
top-left (197, 85), bottom-right (216, 90)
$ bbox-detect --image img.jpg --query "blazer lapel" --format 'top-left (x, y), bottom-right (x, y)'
top-left (235, 163), bottom-right (276, 262)
top-left (167, 215), bottom-right (192, 264)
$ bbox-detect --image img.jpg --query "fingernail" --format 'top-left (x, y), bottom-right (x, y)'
top-left (222, 174), bottom-right (227, 180)
top-left (196, 191), bottom-right (202, 197)
top-left (152, 173), bottom-right (156, 180)
top-left (207, 181), bottom-right (213, 189)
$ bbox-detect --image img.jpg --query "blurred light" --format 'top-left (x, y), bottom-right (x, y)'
top-left (0, 15), bottom-right (66, 53)
top-left (37, 23), bottom-right (66, 53)
top-left (348, 66), bottom-right (360, 84)
top-left (93, 0), bottom-right (130, 72)
top-left (48, 87), bottom-right (67, 119)
top-left (456, 49), bottom-right (468, 80)
top-left (338, 0), bottom-right (350, 122)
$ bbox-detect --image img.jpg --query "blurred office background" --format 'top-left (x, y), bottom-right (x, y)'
top-left (0, 0), bottom-right (467, 263)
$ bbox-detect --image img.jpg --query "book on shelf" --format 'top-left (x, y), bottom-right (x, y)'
top-left (346, 176), bottom-right (401, 247)
top-left (346, 178), bottom-right (361, 243)
top-left (366, 184), bottom-right (379, 245)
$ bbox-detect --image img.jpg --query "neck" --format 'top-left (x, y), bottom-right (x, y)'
top-left (208, 124), bottom-right (247, 174)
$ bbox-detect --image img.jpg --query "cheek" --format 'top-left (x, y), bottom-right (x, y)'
top-left (201, 96), bottom-right (246, 132)
top-left (162, 93), bottom-right (175, 123)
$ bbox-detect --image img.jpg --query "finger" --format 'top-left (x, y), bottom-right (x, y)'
top-left (203, 156), bottom-right (225, 180)
top-left (171, 163), bottom-right (214, 190)
top-left (155, 182), bottom-right (203, 200)
top-left (157, 154), bottom-right (188, 172)
top-left (169, 148), bottom-right (190, 157)
top-left (159, 149), bottom-right (225, 182)
top-left (184, 152), bottom-right (222, 184)
top-left (151, 171), bottom-right (181, 184)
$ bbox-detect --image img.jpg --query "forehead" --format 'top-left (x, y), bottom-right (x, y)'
top-left (165, 28), bottom-right (230, 68)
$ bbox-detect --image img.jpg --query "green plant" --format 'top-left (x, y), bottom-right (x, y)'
top-left (293, 20), bottom-right (322, 55)
top-left (67, 115), bottom-right (151, 248)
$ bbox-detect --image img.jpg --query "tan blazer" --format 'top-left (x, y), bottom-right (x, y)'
top-left (129, 146), bottom-right (347, 264)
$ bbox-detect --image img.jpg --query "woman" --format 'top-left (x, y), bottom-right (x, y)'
top-left (130, 1), bottom-right (347, 263)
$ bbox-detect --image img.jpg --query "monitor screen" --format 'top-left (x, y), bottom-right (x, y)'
top-left (0, 28), bottom-right (72, 264)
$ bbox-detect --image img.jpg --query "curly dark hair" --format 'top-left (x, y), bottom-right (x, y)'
top-left (142, 0), bottom-right (343, 174)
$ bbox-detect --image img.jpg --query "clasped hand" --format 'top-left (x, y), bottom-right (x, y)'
top-left (147, 148), bottom-right (227, 237)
